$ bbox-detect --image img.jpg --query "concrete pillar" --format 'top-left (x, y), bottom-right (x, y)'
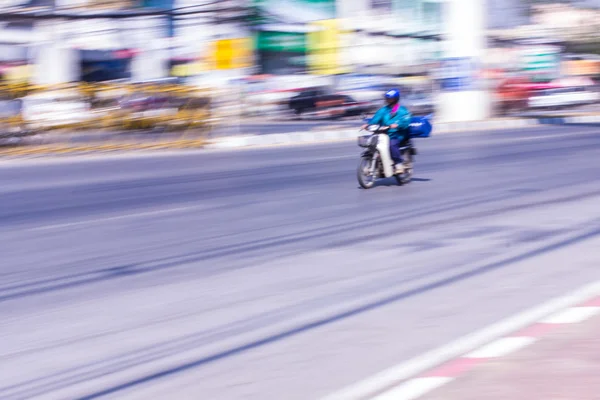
top-left (33, 44), bottom-right (80, 85)
top-left (131, 43), bottom-right (169, 82)
top-left (32, 20), bottom-right (80, 85)
top-left (130, 17), bottom-right (169, 82)
top-left (436, 0), bottom-right (490, 123)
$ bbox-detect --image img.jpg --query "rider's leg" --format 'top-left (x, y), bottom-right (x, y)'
top-left (389, 138), bottom-right (404, 173)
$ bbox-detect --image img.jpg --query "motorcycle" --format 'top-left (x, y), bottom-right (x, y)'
top-left (356, 114), bottom-right (432, 189)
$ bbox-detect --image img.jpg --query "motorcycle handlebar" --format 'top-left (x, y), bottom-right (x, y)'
top-left (360, 125), bottom-right (390, 132)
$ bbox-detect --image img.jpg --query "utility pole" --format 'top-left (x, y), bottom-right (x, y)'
top-left (437, 0), bottom-right (490, 122)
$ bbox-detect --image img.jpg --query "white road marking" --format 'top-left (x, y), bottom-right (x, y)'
top-left (500, 130), bottom-right (599, 143)
top-left (465, 336), bottom-right (537, 359)
top-left (439, 129), bottom-right (599, 148)
top-left (540, 306), bottom-right (600, 324)
top-left (321, 280), bottom-right (600, 400)
top-left (0, 149), bottom-right (204, 168)
top-left (371, 377), bottom-right (452, 400)
top-left (28, 204), bottom-right (212, 232)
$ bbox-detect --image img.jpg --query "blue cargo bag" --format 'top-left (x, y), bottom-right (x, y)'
top-left (409, 116), bottom-right (432, 138)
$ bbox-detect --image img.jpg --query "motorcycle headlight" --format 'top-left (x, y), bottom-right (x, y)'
top-left (367, 124), bottom-right (380, 132)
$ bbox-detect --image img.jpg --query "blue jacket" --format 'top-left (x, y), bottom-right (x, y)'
top-left (369, 104), bottom-right (412, 139)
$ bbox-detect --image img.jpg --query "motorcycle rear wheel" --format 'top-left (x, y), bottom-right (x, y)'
top-left (396, 151), bottom-right (414, 185)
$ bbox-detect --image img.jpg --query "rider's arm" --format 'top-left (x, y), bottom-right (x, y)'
top-left (368, 107), bottom-right (386, 125)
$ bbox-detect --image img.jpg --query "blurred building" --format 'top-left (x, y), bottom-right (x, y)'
top-left (573, 0), bottom-right (600, 7)
top-left (0, 1), bottom-right (39, 83)
top-left (0, 0), bottom-right (173, 83)
top-left (171, 0), bottom-right (253, 85)
top-left (487, 0), bottom-right (529, 29)
top-left (247, 0), bottom-right (445, 76)
top-left (1, 0), bottom-right (599, 85)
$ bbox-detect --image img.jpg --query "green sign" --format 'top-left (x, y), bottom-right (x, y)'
top-left (251, 0), bottom-right (335, 74)
top-left (523, 54), bottom-right (559, 71)
top-left (522, 47), bottom-right (561, 82)
top-left (256, 31), bottom-right (307, 53)
top-left (251, 0), bottom-right (335, 26)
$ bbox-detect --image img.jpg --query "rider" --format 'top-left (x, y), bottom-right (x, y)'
top-left (363, 89), bottom-right (412, 174)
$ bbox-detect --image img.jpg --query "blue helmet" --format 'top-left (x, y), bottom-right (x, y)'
top-left (384, 89), bottom-right (400, 101)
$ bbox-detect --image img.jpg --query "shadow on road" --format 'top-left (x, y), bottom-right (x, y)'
top-left (4, 187), bottom-right (600, 306)
top-left (4, 191), bottom-right (600, 398)
top-left (79, 225), bottom-right (600, 399)
top-left (358, 177), bottom-right (432, 189)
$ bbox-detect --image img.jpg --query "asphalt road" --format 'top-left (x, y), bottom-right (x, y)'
top-left (1, 123), bottom-right (600, 400)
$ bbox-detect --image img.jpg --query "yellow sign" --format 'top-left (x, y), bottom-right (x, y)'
top-left (5, 65), bottom-right (32, 82)
top-left (171, 62), bottom-right (205, 77)
top-left (307, 19), bottom-right (343, 75)
top-left (213, 38), bottom-right (253, 70)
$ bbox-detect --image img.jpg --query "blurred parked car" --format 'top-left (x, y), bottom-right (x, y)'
top-left (495, 78), bottom-right (532, 116)
top-left (288, 88), bottom-right (371, 119)
top-left (339, 95), bottom-right (373, 117)
top-left (288, 87), bottom-right (331, 115)
top-left (528, 86), bottom-right (600, 110)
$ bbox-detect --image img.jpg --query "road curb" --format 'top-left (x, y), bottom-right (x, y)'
top-left (1, 115), bottom-right (598, 157)
top-left (0, 139), bottom-right (206, 157)
top-left (322, 280), bottom-right (600, 400)
top-left (206, 116), bottom-right (600, 150)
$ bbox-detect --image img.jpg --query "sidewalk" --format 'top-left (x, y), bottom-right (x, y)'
top-left (2, 114), bottom-right (600, 156)
top-left (421, 305), bottom-right (600, 400)
top-left (0, 129), bottom-right (208, 157)
top-left (207, 115), bottom-right (600, 150)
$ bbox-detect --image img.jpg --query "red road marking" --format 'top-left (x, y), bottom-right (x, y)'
top-left (581, 296), bottom-right (600, 307)
top-left (424, 358), bottom-right (484, 378)
top-left (511, 322), bottom-right (557, 338)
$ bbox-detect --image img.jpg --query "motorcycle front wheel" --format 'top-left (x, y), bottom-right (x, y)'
top-left (357, 156), bottom-right (376, 189)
